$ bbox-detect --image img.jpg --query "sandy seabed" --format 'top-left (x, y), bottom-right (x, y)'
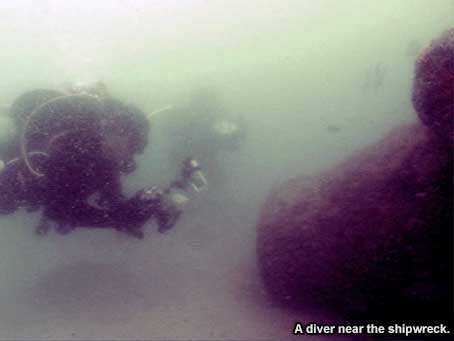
top-left (0, 190), bottom-right (351, 341)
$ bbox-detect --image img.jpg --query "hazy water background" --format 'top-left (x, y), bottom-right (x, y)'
top-left (0, 0), bottom-right (452, 339)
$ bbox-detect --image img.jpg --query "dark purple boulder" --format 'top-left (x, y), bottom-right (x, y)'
top-left (257, 29), bottom-right (453, 323)
top-left (412, 29), bottom-right (454, 143)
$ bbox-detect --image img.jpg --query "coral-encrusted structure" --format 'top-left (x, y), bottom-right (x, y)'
top-left (256, 29), bottom-right (453, 323)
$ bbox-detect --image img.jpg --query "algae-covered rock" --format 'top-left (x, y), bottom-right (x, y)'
top-left (257, 29), bottom-right (453, 323)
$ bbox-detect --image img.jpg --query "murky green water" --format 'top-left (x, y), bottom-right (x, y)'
top-left (0, 1), bottom-right (451, 339)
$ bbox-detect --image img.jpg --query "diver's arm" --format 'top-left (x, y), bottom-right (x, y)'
top-left (37, 158), bottom-right (207, 239)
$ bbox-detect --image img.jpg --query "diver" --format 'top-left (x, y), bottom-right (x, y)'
top-left (157, 87), bottom-right (246, 189)
top-left (0, 86), bottom-right (207, 238)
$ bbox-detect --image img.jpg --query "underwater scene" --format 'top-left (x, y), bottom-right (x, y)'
top-left (0, 0), bottom-right (452, 339)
